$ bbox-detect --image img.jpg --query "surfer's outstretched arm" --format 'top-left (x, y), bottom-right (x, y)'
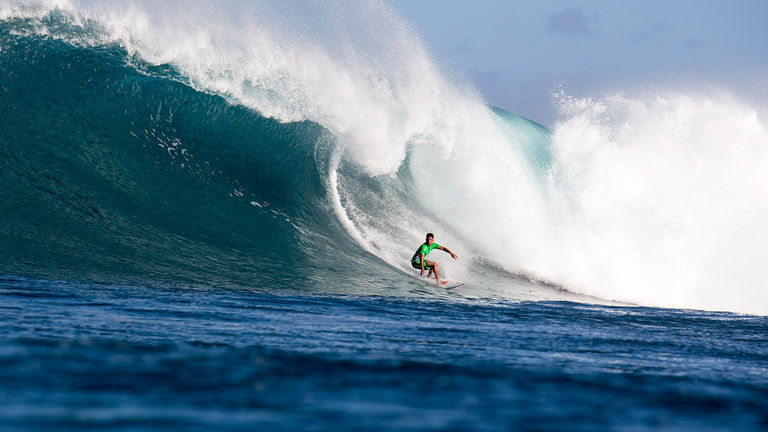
top-left (439, 246), bottom-right (458, 260)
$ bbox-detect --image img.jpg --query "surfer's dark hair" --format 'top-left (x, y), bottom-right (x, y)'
top-left (426, 233), bottom-right (434, 240)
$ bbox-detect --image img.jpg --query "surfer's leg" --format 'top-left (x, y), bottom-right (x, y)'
top-left (427, 261), bottom-right (445, 284)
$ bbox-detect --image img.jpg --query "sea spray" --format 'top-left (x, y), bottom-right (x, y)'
top-left (542, 92), bottom-right (768, 313)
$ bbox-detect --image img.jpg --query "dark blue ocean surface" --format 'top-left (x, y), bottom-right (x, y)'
top-left (1, 275), bottom-right (767, 431)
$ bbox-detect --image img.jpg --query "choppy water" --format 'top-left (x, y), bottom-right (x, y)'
top-left (2, 276), bottom-right (767, 431)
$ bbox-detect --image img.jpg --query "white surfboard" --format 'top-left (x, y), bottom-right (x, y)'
top-left (415, 274), bottom-right (464, 289)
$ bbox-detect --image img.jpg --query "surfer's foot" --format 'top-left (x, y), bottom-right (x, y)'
top-left (438, 280), bottom-right (448, 285)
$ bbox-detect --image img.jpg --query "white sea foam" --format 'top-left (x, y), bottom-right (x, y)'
top-left (4, 1), bottom-right (768, 313)
top-left (540, 92), bottom-right (768, 313)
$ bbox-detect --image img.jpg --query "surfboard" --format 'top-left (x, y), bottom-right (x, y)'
top-left (415, 274), bottom-right (464, 289)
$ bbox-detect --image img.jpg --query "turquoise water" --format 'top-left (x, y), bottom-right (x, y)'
top-left (1, 27), bottom-right (358, 290)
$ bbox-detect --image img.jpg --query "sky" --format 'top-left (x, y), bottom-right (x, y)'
top-left (388, 1), bottom-right (768, 125)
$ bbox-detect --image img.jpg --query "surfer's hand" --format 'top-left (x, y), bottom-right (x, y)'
top-left (451, 253), bottom-right (458, 259)
top-left (420, 269), bottom-right (424, 275)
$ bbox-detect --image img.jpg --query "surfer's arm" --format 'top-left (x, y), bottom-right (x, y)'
top-left (420, 253), bottom-right (425, 274)
top-left (439, 246), bottom-right (458, 259)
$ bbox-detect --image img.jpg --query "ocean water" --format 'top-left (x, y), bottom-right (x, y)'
top-left (2, 276), bottom-right (768, 431)
top-left (2, 1), bottom-right (768, 430)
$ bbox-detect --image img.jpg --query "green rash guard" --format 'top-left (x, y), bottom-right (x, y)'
top-left (411, 242), bottom-right (440, 269)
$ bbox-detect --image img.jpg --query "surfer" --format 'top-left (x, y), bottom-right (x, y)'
top-left (411, 233), bottom-right (458, 285)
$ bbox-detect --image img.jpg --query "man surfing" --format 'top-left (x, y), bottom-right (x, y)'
top-left (411, 233), bottom-right (458, 285)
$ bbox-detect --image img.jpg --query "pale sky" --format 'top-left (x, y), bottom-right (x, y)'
top-left (389, 1), bottom-right (768, 125)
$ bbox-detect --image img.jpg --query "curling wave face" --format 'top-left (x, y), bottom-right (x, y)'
top-left (0, 22), bottom-right (358, 290)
